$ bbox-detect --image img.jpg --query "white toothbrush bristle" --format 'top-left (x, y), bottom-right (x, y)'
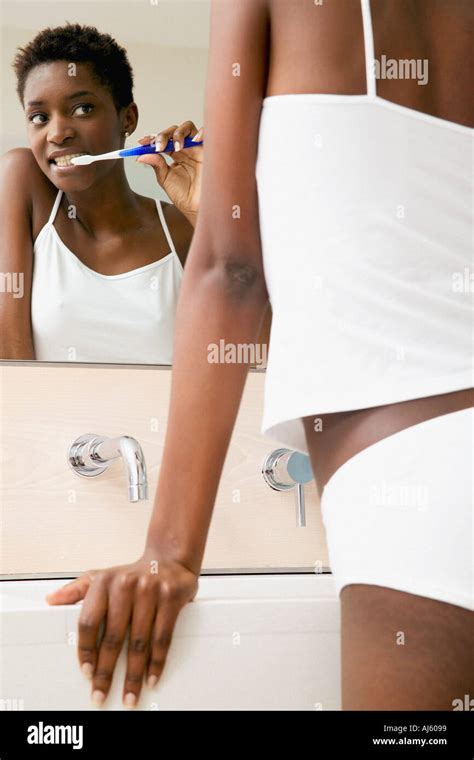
top-left (70, 155), bottom-right (92, 165)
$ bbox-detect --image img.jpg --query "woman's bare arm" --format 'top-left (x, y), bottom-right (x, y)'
top-left (46, 0), bottom-right (271, 706)
top-left (145, 0), bottom-right (270, 571)
top-left (0, 149), bottom-right (36, 359)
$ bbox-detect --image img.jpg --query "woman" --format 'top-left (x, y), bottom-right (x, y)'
top-left (47, 0), bottom-right (472, 710)
top-left (0, 23), bottom-right (203, 363)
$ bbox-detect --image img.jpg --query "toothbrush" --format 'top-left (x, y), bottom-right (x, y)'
top-left (70, 136), bottom-right (203, 166)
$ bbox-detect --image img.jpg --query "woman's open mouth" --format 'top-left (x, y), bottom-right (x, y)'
top-left (48, 152), bottom-right (88, 168)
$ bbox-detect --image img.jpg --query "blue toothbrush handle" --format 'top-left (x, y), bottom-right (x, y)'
top-left (120, 136), bottom-right (203, 158)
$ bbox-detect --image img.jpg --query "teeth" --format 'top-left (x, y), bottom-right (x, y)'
top-left (53, 153), bottom-right (85, 167)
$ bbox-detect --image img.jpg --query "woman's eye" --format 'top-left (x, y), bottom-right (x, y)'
top-left (73, 103), bottom-right (94, 116)
top-left (29, 113), bottom-right (47, 125)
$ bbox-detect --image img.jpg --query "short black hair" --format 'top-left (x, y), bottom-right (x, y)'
top-left (13, 23), bottom-right (134, 111)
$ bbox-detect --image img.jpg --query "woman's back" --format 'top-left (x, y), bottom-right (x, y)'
top-left (256, 0), bottom-right (473, 454)
top-left (265, 0), bottom-right (473, 128)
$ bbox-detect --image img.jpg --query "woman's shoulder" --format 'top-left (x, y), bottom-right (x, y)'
top-left (1, 147), bottom-right (48, 186)
top-left (0, 148), bottom-right (58, 238)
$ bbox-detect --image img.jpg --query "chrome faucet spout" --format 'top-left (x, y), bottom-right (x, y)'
top-left (68, 433), bottom-right (149, 502)
top-left (93, 436), bottom-right (148, 502)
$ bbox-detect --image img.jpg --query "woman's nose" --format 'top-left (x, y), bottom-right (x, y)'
top-left (46, 117), bottom-right (75, 145)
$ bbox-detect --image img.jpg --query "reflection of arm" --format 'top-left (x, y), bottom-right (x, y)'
top-left (0, 149), bottom-right (36, 359)
top-left (145, 0), bottom-right (270, 573)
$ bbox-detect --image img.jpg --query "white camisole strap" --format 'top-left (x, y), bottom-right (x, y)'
top-left (48, 189), bottom-right (63, 224)
top-left (155, 199), bottom-right (178, 255)
top-left (360, 0), bottom-right (377, 98)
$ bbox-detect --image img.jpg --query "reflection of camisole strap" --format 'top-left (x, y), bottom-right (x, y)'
top-left (47, 188), bottom-right (64, 224)
top-left (155, 194), bottom-right (179, 257)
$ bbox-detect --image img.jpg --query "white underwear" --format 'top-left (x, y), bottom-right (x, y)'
top-left (320, 407), bottom-right (473, 611)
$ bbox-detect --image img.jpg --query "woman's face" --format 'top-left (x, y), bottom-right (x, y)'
top-left (23, 61), bottom-right (135, 192)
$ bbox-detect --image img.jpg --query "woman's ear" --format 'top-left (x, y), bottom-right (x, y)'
top-left (122, 102), bottom-right (139, 138)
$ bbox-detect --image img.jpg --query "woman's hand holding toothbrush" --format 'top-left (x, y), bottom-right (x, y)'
top-left (137, 120), bottom-right (203, 227)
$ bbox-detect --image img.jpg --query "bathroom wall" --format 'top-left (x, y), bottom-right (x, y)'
top-left (0, 362), bottom-right (329, 576)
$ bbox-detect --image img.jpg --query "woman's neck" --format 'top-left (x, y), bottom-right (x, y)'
top-left (61, 163), bottom-right (147, 238)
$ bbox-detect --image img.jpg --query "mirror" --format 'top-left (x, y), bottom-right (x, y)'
top-left (0, 0), bottom-right (270, 367)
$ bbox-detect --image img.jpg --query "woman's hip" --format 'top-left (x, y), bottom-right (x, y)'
top-left (303, 387), bottom-right (473, 496)
top-left (318, 404), bottom-right (473, 610)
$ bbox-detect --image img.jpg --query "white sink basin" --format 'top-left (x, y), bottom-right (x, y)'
top-left (0, 574), bottom-right (341, 710)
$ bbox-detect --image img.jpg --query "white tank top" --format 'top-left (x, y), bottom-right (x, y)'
top-left (32, 189), bottom-right (184, 364)
top-left (256, 0), bottom-right (473, 454)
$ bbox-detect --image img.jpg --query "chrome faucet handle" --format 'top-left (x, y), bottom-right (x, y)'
top-left (262, 448), bottom-right (314, 527)
top-left (68, 433), bottom-right (148, 502)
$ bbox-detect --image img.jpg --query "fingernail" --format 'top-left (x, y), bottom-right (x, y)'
top-left (91, 690), bottom-right (105, 706)
top-left (81, 662), bottom-right (93, 679)
top-left (124, 692), bottom-right (137, 708)
top-left (174, 140), bottom-right (180, 152)
top-left (147, 675), bottom-right (158, 688)
top-left (192, 130), bottom-right (202, 142)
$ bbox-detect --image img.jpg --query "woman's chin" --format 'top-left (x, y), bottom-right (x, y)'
top-left (47, 162), bottom-right (95, 191)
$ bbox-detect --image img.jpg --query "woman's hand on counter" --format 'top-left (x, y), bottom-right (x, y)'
top-left (45, 548), bottom-right (199, 708)
top-left (136, 121), bottom-right (203, 227)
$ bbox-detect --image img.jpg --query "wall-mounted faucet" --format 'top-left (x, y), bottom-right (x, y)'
top-left (68, 434), bottom-right (148, 502)
top-left (262, 448), bottom-right (314, 527)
